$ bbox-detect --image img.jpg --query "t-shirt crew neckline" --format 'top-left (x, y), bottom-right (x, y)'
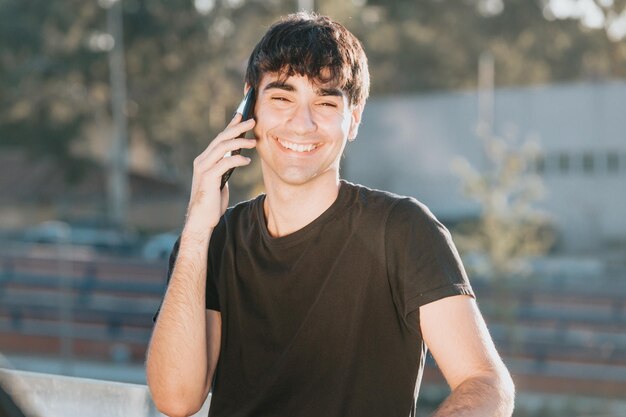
top-left (256, 180), bottom-right (355, 249)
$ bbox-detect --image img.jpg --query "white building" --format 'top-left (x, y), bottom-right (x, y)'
top-left (344, 80), bottom-right (626, 252)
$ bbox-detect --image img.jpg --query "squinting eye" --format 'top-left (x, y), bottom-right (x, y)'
top-left (320, 102), bottom-right (337, 107)
top-left (272, 97), bottom-right (290, 102)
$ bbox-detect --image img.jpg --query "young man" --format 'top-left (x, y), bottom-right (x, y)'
top-left (146, 12), bottom-right (514, 417)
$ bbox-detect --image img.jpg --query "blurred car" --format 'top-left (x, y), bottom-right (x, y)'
top-left (20, 220), bottom-right (139, 256)
top-left (141, 231), bottom-right (179, 261)
top-left (21, 220), bottom-right (71, 243)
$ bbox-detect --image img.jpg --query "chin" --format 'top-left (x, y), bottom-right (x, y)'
top-left (276, 172), bottom-right (318, 186)
top-left (275, 166), bottom-right (338, 187)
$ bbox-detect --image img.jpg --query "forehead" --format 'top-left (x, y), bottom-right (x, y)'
top-left (258, 72), bottom-right (346, 98)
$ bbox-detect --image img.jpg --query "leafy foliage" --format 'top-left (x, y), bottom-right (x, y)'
top-left (451, 126), bottom-right (556, 280)
top-left (1, 0), bottom-right (624, 187)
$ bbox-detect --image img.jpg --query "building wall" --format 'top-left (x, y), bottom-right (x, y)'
top-left (0, 197), bottom-right (185, 233)
top-left (344, 80), bottom-right (626, 252)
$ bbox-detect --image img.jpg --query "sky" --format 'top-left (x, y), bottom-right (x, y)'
top-left (191, 0), bottom-right (626, 40)
top-left (547, 0), bottom-right (626, 40)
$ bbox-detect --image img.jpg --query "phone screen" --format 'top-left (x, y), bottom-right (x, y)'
top-left (220, 87), bottom-right (256, 190)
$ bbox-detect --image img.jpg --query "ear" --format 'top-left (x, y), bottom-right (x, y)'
top-left (348, 103), bottom-right (364, 141)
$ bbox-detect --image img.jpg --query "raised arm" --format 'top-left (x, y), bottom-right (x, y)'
top-left (420, 295), bottom-right (515, 417)
top-left (145, 113), bottom-right (256, 417)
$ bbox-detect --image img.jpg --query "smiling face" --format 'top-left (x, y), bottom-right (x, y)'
top-left (252, 72), bottom-right (362, 189)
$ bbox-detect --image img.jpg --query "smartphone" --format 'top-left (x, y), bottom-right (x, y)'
top-left (220, 87), bottom-right (256, 190)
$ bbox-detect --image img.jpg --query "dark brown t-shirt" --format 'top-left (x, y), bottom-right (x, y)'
top-left (160, 181), bottom-right (474, 417)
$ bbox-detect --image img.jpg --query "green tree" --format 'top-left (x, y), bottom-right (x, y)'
top-left (451, 126), bottom-right (555, 281)
top-left (1, 0), bottom-right (624, 192)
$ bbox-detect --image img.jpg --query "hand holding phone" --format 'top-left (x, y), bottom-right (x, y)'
top-left (220, 88), bottom-right (256, 190)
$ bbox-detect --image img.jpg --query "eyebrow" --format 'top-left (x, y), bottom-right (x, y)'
top-left (263, 81), bottom-right (345, 98)
top-left (264, 81), bottom-right (295, 92)
top-left (317, 87), bottom-right (344, 98)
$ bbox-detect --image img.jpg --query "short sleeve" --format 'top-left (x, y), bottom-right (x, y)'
top-left (205, 221), bottom-right (226, 312)
top-left (385, 198), bottom-right (474, 331)
top-left (152, 234), bottom-right (221, 323)
top-left (205, 237), bottom-right (221, 311)
top-left (152, 236), bottom-right (181, 323)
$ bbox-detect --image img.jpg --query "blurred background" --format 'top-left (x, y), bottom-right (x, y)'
top-left (1, 0), bottom-right (626, 416)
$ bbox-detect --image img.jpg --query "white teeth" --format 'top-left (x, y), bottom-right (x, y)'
top-left (277, 138), bottom-right (318, 153)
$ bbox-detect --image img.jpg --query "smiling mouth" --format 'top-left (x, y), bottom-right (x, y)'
top-left (276, 137), bottom-right (319, 153)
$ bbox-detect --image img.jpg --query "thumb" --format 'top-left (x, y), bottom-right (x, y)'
top-left (220, 184), bottom-right (230, 214)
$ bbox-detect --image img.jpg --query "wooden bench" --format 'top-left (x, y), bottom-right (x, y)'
top-left (422, 277), bottom-right (626, 397)
top-left (0, 255), bottom-right (168, 362)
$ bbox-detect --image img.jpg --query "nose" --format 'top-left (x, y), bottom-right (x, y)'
top-left (286, 103), bottom-right (317, 136)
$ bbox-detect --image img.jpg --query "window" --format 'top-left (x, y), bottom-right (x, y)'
top-left (534, 154), bottom-right (545, 174)
top-left (607, 151), bottom-right (619, 174)
top-left (558, 153), bottom-right (570, 173)
top-left (582, 152), bottom-right (594, 173)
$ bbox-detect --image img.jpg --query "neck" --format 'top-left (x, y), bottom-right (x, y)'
top-left (262, 174), bottom-right (341, 238)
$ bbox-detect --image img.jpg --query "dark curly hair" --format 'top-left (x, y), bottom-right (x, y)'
top-left (245, 12), bottom-right (370, 107)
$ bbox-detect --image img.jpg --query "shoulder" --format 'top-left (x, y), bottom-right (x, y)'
top-left (225, 194), bottom-right (263, 219)
top-left (388, 196), bottom-right (441, 231)
top-left (208, 194), bottom-right (264, 248)
top-left (219, 194), bottom-right (264, 228)
top-left (342, 180), bottom-right (423, 213)
top-left (372, 191), bottom-right (453, 251)
top-left (343, 181), bottom-right (438, 227)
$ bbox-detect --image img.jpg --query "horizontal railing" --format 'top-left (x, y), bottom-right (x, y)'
top-left (3, 253), bottom-right (626, 398)
top-left (0, 368), bottom-right (211, 417)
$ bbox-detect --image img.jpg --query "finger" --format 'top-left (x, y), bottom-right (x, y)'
top-left (201, 118), bottom-right (256, 157)
top-left (192, 155), bottom-right (251, 194)
top-left (196, 152), bottom-right (251, 177)
top-left (216, 118), bottom-right (256, 142)
top-left (220, 184), bottom-right (230, 212)
top-left (210, 155), bottom-right (252, 180)
top-left (197, 138), bottom-right (256, 168)
top-left (226, 112), bottom-right (242, 128)
top-left (215, 137), bottom-right (257, 158)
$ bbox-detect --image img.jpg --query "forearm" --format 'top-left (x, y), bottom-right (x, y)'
top-left (432, 372), bottom-right (515, 417)
top-left (146, 226), bottom-right (214, 416)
